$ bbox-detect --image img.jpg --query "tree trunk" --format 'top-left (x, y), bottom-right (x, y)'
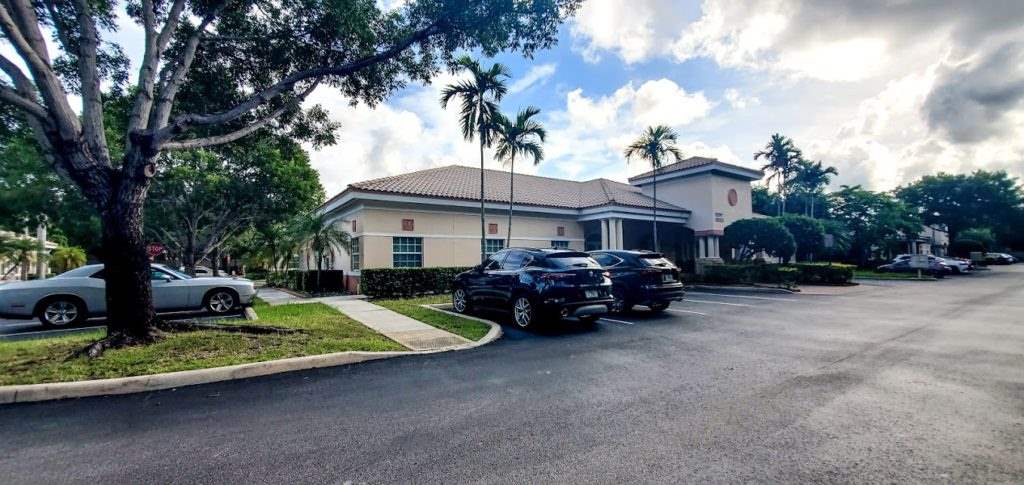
top-left (652, 169), bottom-right (659, 253)
top-left (183, 230), bottom-right (196, 275)
top-left (211, 246), bottom-right (221, 276)
top-left (100, 190), bottom-right (159, 342)
top-left (507, 154), bottom-right (515, 249)
top-left (478, 117), bottom-right (486, 264)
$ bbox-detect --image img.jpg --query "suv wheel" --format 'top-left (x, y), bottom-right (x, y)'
top-left (452, 288), bottom-right (470, 313)
top-left (649, 302), bottom-right (669, 313)
top-left (38, 297), bottom-right (86, 327)
top-left (610, 286), bottom-right (631, 313)
top-left (512, 296), bottom-right (534, 329)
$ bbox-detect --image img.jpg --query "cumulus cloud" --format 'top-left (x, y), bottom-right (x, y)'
top-left (723, 88), bottom-right (760, 109)
top-left (569, 0), bottom-right (689, 63)
top-left (924, 42), bottom-right (1024, 144)
top-left (508, 63), bottom-right (557, 94)
top-left (544, 79), bottom-right (736, 182)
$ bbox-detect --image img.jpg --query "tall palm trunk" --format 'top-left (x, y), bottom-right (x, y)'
top-left (478, 100), bottom-right (486, 263)
top-left (507, 154), bottom-right (515, 248)
top-left (652, 169), bottom-right (659, 252)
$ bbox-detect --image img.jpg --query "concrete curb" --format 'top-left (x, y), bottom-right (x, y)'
top-left (686, 284), bottom-right (797, 295)
top-left (0, 306), bottom-right (502, 405)
top-left (853, 277), bottom-right (938, 282)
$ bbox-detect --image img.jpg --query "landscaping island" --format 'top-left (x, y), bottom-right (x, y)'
top-left (0, 296), bottom-right (489, 387)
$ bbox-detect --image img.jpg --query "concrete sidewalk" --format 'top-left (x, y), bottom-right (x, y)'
top-left (320, 298), bottom-right (470, 351)
top-left (257, 288), bottom-right (366, 306)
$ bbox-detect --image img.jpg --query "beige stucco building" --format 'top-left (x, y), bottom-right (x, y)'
top-left (313, 157), bottom-right (762, 288)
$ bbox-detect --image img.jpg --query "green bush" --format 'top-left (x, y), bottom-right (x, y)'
top-left (361, 267), bottom-right (473, 298)
top-left (790, 263), bottom-right (854, 284)
top-left (703, 264), bottom-right (798, 286)
top-left (703, 262), bottom-right (853, 285)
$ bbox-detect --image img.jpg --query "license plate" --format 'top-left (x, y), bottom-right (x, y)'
top-left (662, 274), bottom-right (675, 283)
top-left (585, 290), bottom-right (599, 299)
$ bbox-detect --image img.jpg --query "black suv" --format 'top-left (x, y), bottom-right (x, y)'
top-left (452, 248), bottom-right (613, 328)
top-left (588, 250), bottom-right (684, 313)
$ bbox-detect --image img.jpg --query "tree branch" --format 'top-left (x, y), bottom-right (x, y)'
top-left (0, 84), bottom-right (48, 120)
top-left (73, 0), bottom-right (109, 160)
top-left (125, 0), bottom-right (165, 134)
top-left (0, 2), bottom-right (81, 139)
top-left (148, 1), bottom-right (230, 131)
top-left (155, 22), bottom-right (441, 140)
top-left (162, 80), bottom-right (319, 150)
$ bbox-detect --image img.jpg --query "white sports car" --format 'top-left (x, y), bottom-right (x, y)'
top-left (0, 264), bottom-right (257, 327)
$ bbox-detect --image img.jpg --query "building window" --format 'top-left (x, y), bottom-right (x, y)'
top-left (392, 237), bottom-right (422, 267)
top-left (351, 220), bottom-right (358, 232)
top-left (488, 223), bottom-right (499, 234)
top-left (402, 219), bottom-right (415, 231)
top-left (557, 226), bottom-right (565, 236)
top-left (551, 240), bottom-right (570, 250)
top-left (350, 237), bottom-right (361, 271)
top-left (483, 238), bottom-right (505, 257)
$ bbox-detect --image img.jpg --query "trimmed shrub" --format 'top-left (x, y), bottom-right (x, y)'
top-left (266, 270), bottom-right (346, 293)
top-left (361, 267), bottom-right (473, 298)
top-left (791, 263), bottom-right (854, 284)
top-left (703, 264), bottom-right (798, 286)
top-left (703, 263), bottom-right (853, 286)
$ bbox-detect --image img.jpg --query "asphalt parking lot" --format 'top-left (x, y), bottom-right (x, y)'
top-left (1, 266), bottom-right (1022, 483)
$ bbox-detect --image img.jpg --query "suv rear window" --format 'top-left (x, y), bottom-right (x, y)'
top-left (544, 252), bottom-right (601, 269)
top-left (637, 254), bottom-right (674, 267)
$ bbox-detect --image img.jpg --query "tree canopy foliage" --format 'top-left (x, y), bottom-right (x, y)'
top-left (778, 215), bottom-right (825, 262)
top-left (723, 218), bottom-right (796, 261)
top-left (829, 185), bottom-right (921, 264)
top-left (896, 171), bottom-right (1024, 247)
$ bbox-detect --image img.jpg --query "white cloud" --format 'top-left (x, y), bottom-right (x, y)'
top-left (723, 88), bottom-right (760, 109)
top-left (543, 79), bottom-right (737, 182)
top-left (569, 0), bottom-right (689, 64)
top-left (508, 63), bottom-right (557, 94)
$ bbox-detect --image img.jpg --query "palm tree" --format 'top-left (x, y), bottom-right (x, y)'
top-left (440, 56), bottom-right (510, 262)
top-left (754, 134), bottom-right (804, 216)
top-left (0, 236), bottom-right (41, 280)
top-left (624, 125), bottom-right (684, 253)
top-left (789, 159), bottom-right (838, 218)
top-left (50, 246), bottom-right (87, 274)
top-left (294, 213), bottom-right (350, 291)
top-left (492, 106), bottom-right (546, 248)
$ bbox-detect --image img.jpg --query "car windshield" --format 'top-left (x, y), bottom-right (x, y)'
top-left (159, 267), bottom-right (193, 280)
top-left (637, 254), bottom-right (673, 267)
top-left (545, 252), bottom-right (601, 269)
top-left (54, 266), bottom-right (101, 278)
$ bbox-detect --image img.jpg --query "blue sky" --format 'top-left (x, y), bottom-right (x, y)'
top-left (307, 0), bottom-right (1024, 197)
top-left (6, 1), bottom-right (1020, 198)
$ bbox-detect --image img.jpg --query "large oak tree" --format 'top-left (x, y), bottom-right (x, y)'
top-left (0, 0), bottom-right (580, 351)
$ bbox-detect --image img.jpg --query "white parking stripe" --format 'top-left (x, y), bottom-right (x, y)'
top-left (666, 308), bottom-right (708, 316)
top-left (600, 317), bottom-right (635, 326)
top-left (687, 292), bottom-right (796, 302)
top-left (684, 298), bottom-right (755, 307)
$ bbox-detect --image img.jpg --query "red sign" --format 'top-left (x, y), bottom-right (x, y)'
top-left (147, 243), bottom-right (165, 259)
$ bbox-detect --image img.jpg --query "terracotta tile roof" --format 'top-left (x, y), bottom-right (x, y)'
top-left (629, 156), bottom-right (761, 181)
top-left (344, 165), bottom-right (686, 211)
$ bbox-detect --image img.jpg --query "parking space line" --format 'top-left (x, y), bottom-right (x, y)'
top-left (684, 298), bottom-right (755, 307)
top-left (666, 308), bottom-right (708, 316)
top-left (600, 317), bottom-right (635, 326)
top-left (687, 292), bottom-right (796, 302)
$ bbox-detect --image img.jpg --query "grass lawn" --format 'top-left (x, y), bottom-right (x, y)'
top-left (853, 269), bottom-right (936, 280)
top-left (0, 301), bottom-right (404, 386)
top-left (375, 295), bottom-right (492, 341)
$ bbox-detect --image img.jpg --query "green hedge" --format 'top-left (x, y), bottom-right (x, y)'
top-left (703, 263), bottom-right (854, 286)
top-left (360, 267), bottom-right (473, 298)
top-left (790, 263), bottom-right (854, 284)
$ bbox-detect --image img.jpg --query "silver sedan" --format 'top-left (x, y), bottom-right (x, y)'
top-left (0, 264), bottom-right (257, 327)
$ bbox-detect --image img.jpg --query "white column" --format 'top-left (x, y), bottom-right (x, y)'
top-left (36, 224), bottom-right (47, 279)
top-left (711, 236), bottom-right (719, 258)
top-left (698, 237), bottom-right (706, 258)
top-left (600, 219), bottom-right (609, 249)
top-left (611, 219), bottom-right (621, 249)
